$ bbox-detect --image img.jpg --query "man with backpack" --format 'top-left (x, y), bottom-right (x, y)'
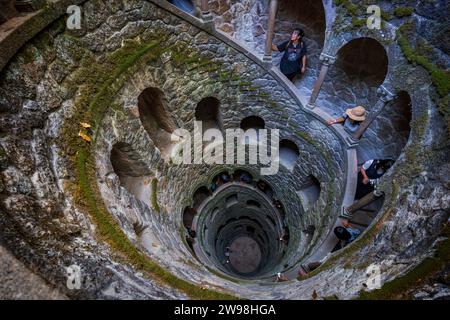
top-left (271, 28), bottom-right (308, 81)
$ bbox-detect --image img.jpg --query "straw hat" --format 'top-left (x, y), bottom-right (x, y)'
top-left (345, 106), bottom-right (366, 121)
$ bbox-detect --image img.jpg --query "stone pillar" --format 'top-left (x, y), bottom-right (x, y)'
top-left (200, 0), bottom-right (213, 24)
top-left (349, 86), bottom-right (396, 142)
top-left (341, 189), bottom-right (384, 219)
top-left (307, 52), bottom-right (336, 109)
top-left (263, 0), bottom-right (278, 63)
top-left (0, 0), bottom-right (18, 21)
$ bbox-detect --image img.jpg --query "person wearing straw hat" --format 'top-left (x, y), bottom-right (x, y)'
top-left (327, 106), bottom-right (366, 133)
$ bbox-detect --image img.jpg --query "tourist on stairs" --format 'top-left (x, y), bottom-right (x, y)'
top-left (355, 159), bottom-right (394, 199)
top-left (327, 106), bottom-right (366, 134)
top-left (271, 28), bottom-right (308, 82)
top-left (331, 219), bottom-right (360, 252)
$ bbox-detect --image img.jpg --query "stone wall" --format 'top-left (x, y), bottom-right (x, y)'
top-left (0, 0), bottom-right (448, 300)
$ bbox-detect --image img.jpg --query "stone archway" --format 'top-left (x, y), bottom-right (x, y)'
top-left (138, 87), bottom-right (177, 160)
top-left (317, 37), bottom-right (389, 117)
top-left (110, 142), bottom-right (153, 205)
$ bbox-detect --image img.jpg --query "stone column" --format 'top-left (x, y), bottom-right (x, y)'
top-left (307, 52), bottom-right (336, 109)
top-left (341, 189), bottom-right (384, 219)
top-left (200, 0), bottom-right (214, 24)
top-left (349, 86), bottom-right (396, 142)
top-left (263, 0), bottom-right (278, 63)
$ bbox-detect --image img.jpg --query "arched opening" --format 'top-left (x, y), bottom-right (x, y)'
top-left (336, 38), bottom-right (388, 87)
top-left (297, 175), bottom-right (321, 211)
top-left (240, 116), bottom-right (265, 145)
top-left (183, 206), bottom-right (197, 229)
top-left (357, 91), bottom-right (412, 161)
top-left (193, 186), bottom-right (210, 209)
top-left (210, 171), bottom-right (231, 192)
top-left (226, 194), bottom-right (239, 207)
top-left (110, 142), bottom-right (153, 205)
top-left (376, 91), bottom-right (412, 158)
top-left (233, 169), bottom-right (253, 184)
top-left (256, 180), bottom-right (274, 198)
top-left (138, 87), bottom-right (177, 160)
top-left (247, 200), bottom-right (261, 208)
top-left (275, 0), bottom-right (326, 46)
top-left (0, 1), bottom-right (17, 24)
top-left (240, 116), bottom-right (265, 131)
top-left (269, 0), bottom-right (327, 92)
top-left (195, 97), bottom-right (223, 134)
top-left (221, 0), bottom-right (326, 58)
top-left (279, 139), bottom-right (299, 171)
top-left (318, 37), bottom-right (388, 116)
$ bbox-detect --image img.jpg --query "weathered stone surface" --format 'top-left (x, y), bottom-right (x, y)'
top-left (0, 0), bottom-right (448, 300)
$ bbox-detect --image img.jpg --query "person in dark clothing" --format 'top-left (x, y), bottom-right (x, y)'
top-left (220, 173), bottom-right (231, 184)
top-left (355, 159), bottom-right (395, 199)
top-left (239, 172), bottom-right (253, 184)
top-left (271, 28), bottom-right (308, 81)
top-left (331, 220), bottom-right (361, 252)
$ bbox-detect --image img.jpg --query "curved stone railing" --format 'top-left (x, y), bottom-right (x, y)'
top-left (152, 0), bottom-right (358, 271)
top-left (191, 181), bottom-right (287, 281)
top-left (0, 0), bottom-right (359, 279)
top-left (191, 181), bottom-right (286, 234)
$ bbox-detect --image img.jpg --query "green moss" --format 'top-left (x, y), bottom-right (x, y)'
top-left (394, 7), bottom-right (414, 18)
top-left (300, 105), bottom-right (431, 281)
top-left (437, 96), bottom-right (450, 135)
top-left (151, 178), bottom-right (160, 213)
top-left (357, 223), bottom-right (450, 299)
top-left (231, 75), bottom-right (241, 82)
top-left (346, 3), bottom-right (358, 15)
top-left (397, 23), bottom-right (450, 98)
top-left (333, 0), bottom-right (347, 6)
top-left (75, 150), bottom-right (236, 299)
top-left (58, 33), bottom-right (239, 299)
top-left (238, 81), bottom-right (252, 87)
top-left (351, 17), bottom-right (366, 28)
top-left (381, 11), bottom-right (392, 21)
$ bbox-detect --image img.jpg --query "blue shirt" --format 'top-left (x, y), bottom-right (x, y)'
top-left (342, 114), bottom-right (362, 133)
top-left (346, 227), bottom-right (360, 243)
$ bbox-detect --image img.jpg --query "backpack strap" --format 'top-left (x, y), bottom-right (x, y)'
top-left (285, 40), bottom-right (291, 51)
